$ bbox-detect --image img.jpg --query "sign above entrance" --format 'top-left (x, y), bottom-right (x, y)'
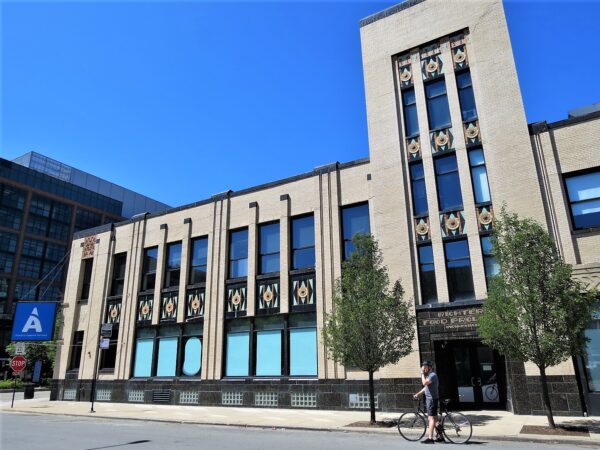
top-left (419, 307), bottom-right (483, 332)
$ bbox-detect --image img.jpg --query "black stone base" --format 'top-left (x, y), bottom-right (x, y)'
top-left (51, 377), bottom-right (423, 411)
top-left (525, 375), bottom-right (582, 416)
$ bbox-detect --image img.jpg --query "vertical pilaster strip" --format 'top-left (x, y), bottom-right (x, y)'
top-left (202, 202), bottom-right (218, 380)
top-left (178, 219), bottom-right (192, 323)
top-left (279, 195), bottom-right (290, 314)
top-left (152, 225), bottom-right (168, 325)
top-left (212, 196), bottom-right (230, 380)
top-left (247, 203), bottom-right (258, 317)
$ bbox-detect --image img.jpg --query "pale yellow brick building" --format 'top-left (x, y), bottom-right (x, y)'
top-left (51, 0), bottom-right (600, 415)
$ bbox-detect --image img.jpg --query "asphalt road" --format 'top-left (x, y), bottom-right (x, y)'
top-left (1, 413), bottom-right (590, 450)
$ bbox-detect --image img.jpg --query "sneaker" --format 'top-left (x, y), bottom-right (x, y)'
top-left (435, 436), bottom-right (445, 443)
top-left (421, 438), bottom-right (435, 444)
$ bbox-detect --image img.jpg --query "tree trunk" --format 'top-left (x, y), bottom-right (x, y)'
top-left (539, 365), bottom-right (556, 429)
top-left (368, 370), bottom-right (376, 424)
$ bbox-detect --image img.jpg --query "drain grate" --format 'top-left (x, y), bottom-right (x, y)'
top-left (152, 390), bottom-right (172, 403)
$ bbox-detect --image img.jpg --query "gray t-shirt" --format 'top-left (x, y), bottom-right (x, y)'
top-left (424, 372), bottom-right (439, 399)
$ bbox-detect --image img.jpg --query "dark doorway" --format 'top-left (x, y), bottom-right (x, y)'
top-left (434, 340), bottom-right (506, 410)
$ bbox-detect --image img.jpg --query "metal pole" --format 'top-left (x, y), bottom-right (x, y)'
top-left (90, 344), bottom-right (101, 413)
top-left (11, 376), bottom-right (17, 408)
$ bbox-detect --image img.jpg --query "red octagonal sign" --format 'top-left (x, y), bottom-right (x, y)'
top-left (10, 356), bottom-right (27, 375)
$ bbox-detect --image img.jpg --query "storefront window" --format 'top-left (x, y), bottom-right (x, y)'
top-left (133, 329), bottom-right (155, 377)
top-left (289, 313), bottom-right (317, 376)
top-left (584, 314), bottom-right (600, 392)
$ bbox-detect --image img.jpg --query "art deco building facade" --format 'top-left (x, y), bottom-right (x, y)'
top-left (52, 0), bottom-right (600, 415)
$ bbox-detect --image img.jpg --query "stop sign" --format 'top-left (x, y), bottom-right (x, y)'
top-left (10, 356), bottom-right (27, 375)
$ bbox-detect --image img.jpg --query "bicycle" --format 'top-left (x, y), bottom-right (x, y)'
top-left (397, 397), bottom-right (473, 444)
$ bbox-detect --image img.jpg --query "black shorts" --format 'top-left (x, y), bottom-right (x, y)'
top-left (425, 397), bottom-right (438, 417)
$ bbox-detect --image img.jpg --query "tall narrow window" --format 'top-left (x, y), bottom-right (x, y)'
top-left (68, 331), bottom-right (84, 371)
top-left (410, 162), bottom-right (428, 216)
top-left (254, 318), bottom-right (284, 376)
top-left (425, 78), bottom-right (452, 130)
top-left (133, 328), bottom-right (155, 377)
top-left (79, 259), bottom-right (93, 301)
top-left (341, 203), bottom-right (370, 260)
top-left (156, 326), bottom-right (179, 377)
top-left (418, 244), bottom-right (437, 303)
top-left (225, 321), bottom-right (250, 377)
top-left (456, 71), bottom-right (477, 121)
top-left (181, 323), bottom-right (203, 377)
top-left (229, 229), bottom-right (248, 278)
top-left (402, 87), bottom-right (419, 137)
top-left (163, 242), bottom-right (182, 288)
top-left (141, 247), bottom-right (158, 292)
top-left (435, 154), bottom-right (463, 211)
top-left (189, 237), bottom-right (208, 285)
top-left (110, 253), bottom-right (127, 297)
top-left (468, 148), bottom-right (491, 204)
top-left (444, 239), bottom-right (475, 301)
top-left (289, 313), bottom-right (317, 376)
top-left (291, 215), bottom-right (315, 270)
top-left (100, 333), bottom-right (118, 370)
top-left (565, 169), bottom-right (600, 229)
top-left (481, 235), bottom-right (500, 283)
top-left (259, 222), bottom-right (280, 274)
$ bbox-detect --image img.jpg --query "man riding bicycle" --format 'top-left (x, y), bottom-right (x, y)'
top-left (414, 360), bottom-right (443, 444)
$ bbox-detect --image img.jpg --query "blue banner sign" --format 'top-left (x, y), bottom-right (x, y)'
top-left (11, 302), bottom-right (57, 341)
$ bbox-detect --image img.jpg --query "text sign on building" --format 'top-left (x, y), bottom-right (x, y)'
top-left (10, 356), bottom-right (27, 375)
top-left (100, 323), bottom-right (113, 338)
top-left (419, 307), bottom-right (484, 332)
top-left (11, 302), bottom-right (58, 341)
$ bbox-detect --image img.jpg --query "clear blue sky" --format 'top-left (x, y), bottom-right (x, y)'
top-left (2, 1), bottom-right (599, 209)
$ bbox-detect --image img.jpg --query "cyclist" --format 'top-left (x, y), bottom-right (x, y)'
top-left (414, 360), bottom-right (443, 444)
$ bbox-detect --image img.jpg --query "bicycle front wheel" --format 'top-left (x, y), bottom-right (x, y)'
top-left (442, 412), bottom-right (473, 444)
top-left (397, 412), bottom-right (427, 441)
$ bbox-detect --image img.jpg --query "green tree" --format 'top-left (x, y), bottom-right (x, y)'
top-left (323, 234), bottom-right (415, 424)
top-left (478, 209), bottom-right (597, 428)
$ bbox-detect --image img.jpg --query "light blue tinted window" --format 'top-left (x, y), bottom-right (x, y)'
top-left (133, 339), bottom-right (154, 377)
top-left (435, 155), bottom-right (463, 210)
top-left (290, 328), bottom-right (317, 376)
top-left (260, 254), bottom-right (280, 274)
top-left (481, 236), bottom-right (493, 255)
top-left (472, 166), bottom-right (491, 203)
top-left (292, 248), bottom-right (315, 270)
top-left (425, 79), bottom-right (451, 130)
top-left (468, 148), bottom-right (485, 166)
top-left (418, 244), bottom-right (434, 264)
top-left (226, 332), bottom-right (249, 376)
top-left (156, 337), bottom-right (178, 376)
top-left (182, 337), bottom-right (202, 376)
top-left (572, 200), bottom-right (600, 228)
top-left (456, 71), bottom-right (477, 121)
top-left (484, 257), bottom-right (500, 278)
top-left (584, 321), bottom-right (600, 391)
top-left (229, 259), bottom-right (248, 278)
top-left (255, 330), bottom-right (282, 376)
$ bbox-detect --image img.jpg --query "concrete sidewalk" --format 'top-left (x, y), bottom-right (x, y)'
top-left (2, 397), bottom-right (600, 446)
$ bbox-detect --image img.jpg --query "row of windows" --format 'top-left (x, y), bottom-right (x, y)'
top-left (136, 206), bottom-right (371, 293)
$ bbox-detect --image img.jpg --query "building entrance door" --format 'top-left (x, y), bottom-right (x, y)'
top-left (435, 340), bottom-right (505, 410)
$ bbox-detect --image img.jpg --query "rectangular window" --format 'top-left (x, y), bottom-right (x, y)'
top-left (226, 331), bottom-right (250, 376)
top-left (100, 328), bottom-right (118, 371)
top-left (291, 215), bottom-right (315, 270)
top-left (418, 244), bottom-right (437, 303)
top-left (341, 203), bottom-right (370, 260)
top-left (425, 78), bottom-right (452, 130)
top-left (259, 222), bottom-right (280, 274)
top-left (141, 247), bottom-right (158, 292)
top-left (80, 258), bottom-right (94, 301)
top-left (565, 169), bottom-right (600, 229)
top-left (189, 237), bottom-right (208, 285)
top-left (1, 185), bottom-right (26, 210)
top-left (255, 329), bottom-right (282, 376)
top-left (229, 229), bottom-right (249, 278)
top-left (69, 331), bottom-right (84, 371)
top-left (163, 242), bottom-right (182, 288)
top-left (481, 235), bottom-right (500, 282)
top-left (435, 154), bottom-right (463, 211)
top-left (181, 323), bottom-right (203, 377)
top-left (410, 162), bottom-right (428, 216)
top-left (456, 71), bottom-right (477, 121)
top-left (110, 253), bottom-right (127, 297)
top-left (444, 239), bottom-right (475, 301)
top-left (584, 315), bottom-right (600, 392)
top-left (289, 329), bottom-right (317, 376)
top-left (402, 87), bottom-right (419, 137)
top-left (133, 329), bottom-right (155, 377)
top-left (468, 148), bottom-right (491, 204)
top-left (156, 330), bottom-right (178, 376)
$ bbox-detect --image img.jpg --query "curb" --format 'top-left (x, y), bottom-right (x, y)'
top-left (2, 409), bottom-right (598, 447)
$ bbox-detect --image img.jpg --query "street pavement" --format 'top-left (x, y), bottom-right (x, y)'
top-left (2, 413), bottom-right (594, 450)
top-left (1, 392), bottom-right (599, 447)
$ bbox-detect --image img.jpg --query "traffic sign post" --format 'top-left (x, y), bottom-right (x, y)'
top-left (10, 356), bottom-right (27, 408)
top-left (15, 342), bottom-right (26, 355)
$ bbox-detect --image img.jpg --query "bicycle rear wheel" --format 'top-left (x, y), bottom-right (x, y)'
top-left (397, 412), bottom-right (427, 441)
top-left (442, 412), bottom-right (473, 444)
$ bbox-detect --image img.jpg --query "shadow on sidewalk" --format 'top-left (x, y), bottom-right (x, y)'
top-left (561, 418), bottom-right (600, 433)
top-left (466, 414), bottom-right (504, 427)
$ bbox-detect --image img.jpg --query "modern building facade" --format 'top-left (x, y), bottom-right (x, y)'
top-left (52, 0), bottom-right (600, 415)
top-left (0, 153), bottom-right (170, 359)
